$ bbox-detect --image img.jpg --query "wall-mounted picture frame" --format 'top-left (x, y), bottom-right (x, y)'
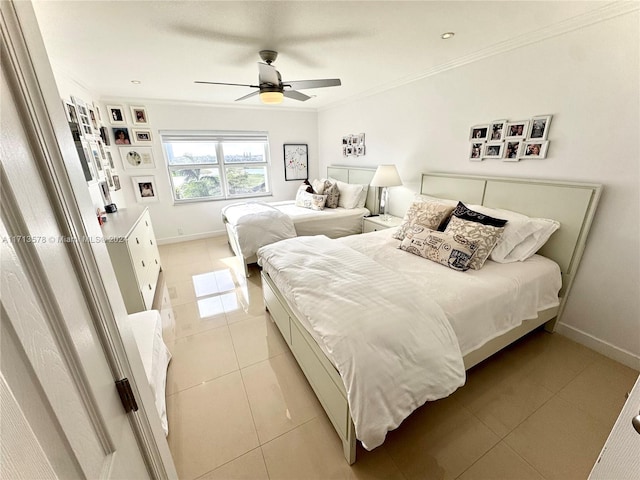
top-left (132, 175), bottom-right (159, 203)
top-left (99, 126), bottom-right (110, 145)
top-left (521, 140), bottom-right (549, 159)
top-left (489, 120), bottom-right (507, 141)
top-left (469, 124), bottom-right (489, 141)
top-left (504, 120), bottom-right (530, 139)
top-left (92, 103), bottom-right (102, 123)
top-left (469, 142), bottom-right (483, 161)
top-left (112, 127), bottom-right (132, 145)
top-left (72, 96), bottom-right (93, 137)
top-left (106, 150), bottom-right (115, 169)
top-left (107, 105), bottom-right (126, 125)
top-left (503, 140), bottom-right (523, 161)
top-left (64, 100), bottom-right (78, 124)
top-left (130, 106), bottom-right (149, 125)
top-left (104, 168), bottom-right (114, 189)
top-left (132, 128), bottom-right (153, 144)
top-left (120, 146), bottom-right (155, 170)
top-left (283, 144), bottom-right (308, 181)
top-left (112, 174), bottom-right (121, 191)
top-left (528, 115), bottom-right (552, 140)
top-left (483, 142), bottom-right (505, 159)
top-left (88, 141), bottom-right (103, 172)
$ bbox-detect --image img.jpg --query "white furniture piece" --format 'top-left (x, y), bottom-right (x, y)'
top-left (260, 172), bottom-right (602, 464)
top-left (362, 214), bottom-right (402, 233)
top-left (103, 207), bottom-right (161, 313)
top-left (589, 374), bottom-right (640, 479)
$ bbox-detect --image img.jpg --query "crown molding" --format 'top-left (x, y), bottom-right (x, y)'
top-left (319, 1), bottom-right (639, 112)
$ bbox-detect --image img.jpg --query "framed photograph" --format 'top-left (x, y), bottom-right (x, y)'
top-left (88, 107), bottom-right (99, 131)
top-left (132, 128), bottom-right (153, 144)
top-left (469, 124), bottom-right (489, 141)
top-left (130, 106), bottom-right (149, 125)
top-left (503, 140), bottom-right (523, 161)
top-left (528, 115), bottom-right (552, 140)
top-left (106, 105), bottom-right (126, 125)
top-left (505, 121), bottom-right (530, 139)
top-left (112, 127), bottom-right (132, 145)
top-left (99, 126), bottom-right (110, 146)
top-left (469, 142), bottom-right (484, 161)
top-left (88, 141), bottom-right (103, 172)
top-left (112, 174), bottom-right (121, 191)
top-left (72, 96), bottom-right (93, 137)
top-left (488, 120), bottom-right (507, 141)
top-left (132, 176), bottom-right (159, 203)
top-left (104, 168), bottom-right (114, 189)
top-left (483, 142), bottom-right (505, 159)
top-left (356, 132), bottom-right (365, 145)
top-left (92, 103), bottom-right (102, 123)
top-left (64, 100), bottom-right (78, 124)
top-left (521, 140), bottom-right (549, 159)
top-left (355, 145), bottom-right (366, 156)
top-left (120, 146), bottom-right (155, 170)
top-left (283, 144), bottom-right (308, 181)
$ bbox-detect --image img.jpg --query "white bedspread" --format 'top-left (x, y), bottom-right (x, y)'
top-left (258, 236), bottom-right (465, 450)
top-left (222, 202), bottom-right (297, 259)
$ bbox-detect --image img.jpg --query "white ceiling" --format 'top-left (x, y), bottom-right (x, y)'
top-left (32, 1), bottom-right (613, 110)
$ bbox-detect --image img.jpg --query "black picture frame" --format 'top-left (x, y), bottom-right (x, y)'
top-left (283, 144), bottom-right (308, 181)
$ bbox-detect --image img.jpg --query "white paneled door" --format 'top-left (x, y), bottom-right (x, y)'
top-left (1, 1), bottom-right (175, 478)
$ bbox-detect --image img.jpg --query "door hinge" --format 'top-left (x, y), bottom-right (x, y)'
top-left (115, 378), bottom-right (138, 413)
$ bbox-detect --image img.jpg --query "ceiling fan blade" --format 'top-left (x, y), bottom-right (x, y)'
top-left (283, 90), bottom-right (311, 102)
top-left (195, 81), bottom-right (259, 88)
top-left (258, 62), bottom-right (280, 86)
top-left (283, 79), bottom-right (341, 90)
top-left (235, 90), bottom-right (260, 102)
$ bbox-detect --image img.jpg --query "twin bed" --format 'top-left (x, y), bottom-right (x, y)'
top-left (257, 171), bottom-right (601, 464)
top-left (222, 166), bottom-right (379, 276)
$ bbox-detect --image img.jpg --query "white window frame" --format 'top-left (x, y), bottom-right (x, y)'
top-left (160, 131), bottom-right (271, 204)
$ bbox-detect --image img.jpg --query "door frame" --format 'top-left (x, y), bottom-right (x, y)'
top-left (1, 2), bottom-right (176, 477)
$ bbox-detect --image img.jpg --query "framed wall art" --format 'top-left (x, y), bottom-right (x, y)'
top-left (342, 133), bottom-right (366, 157)
top-left (483, 142), bottom-right (504, 159)
top-left (488, 120), bottom-right (507, 141)
top-left (106, 105), bottom-right (126, 125)
top-left (504, 121), bottom-right (529, 139)
top-left (130, 106), bottom-right (149, 125)
top-left (503, 140), bottom-right (523, 161)
top-left (521, 140), bottom-right (549, 159)
top-left (283, 144), bottom-right (308, 181)
top-left (469, 142), bottom-right (483, 161)
top-left (120, 146), bottom-right (155, 170)
top-left (528, 115), bottom-right (552, 140)
top-left (132, 175), bottom-right (159, 203)
top-left (469, 124), bottom-right (489, 141)
top-left (132, 128), bottom-right (153, 144)
top-left (112, 127), bottom-right (132, 145)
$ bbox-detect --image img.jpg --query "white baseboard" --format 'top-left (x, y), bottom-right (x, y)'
top-left (157, 230), bottom-right (226, 245)
top-left (556, 322), bottom-right (640, 370)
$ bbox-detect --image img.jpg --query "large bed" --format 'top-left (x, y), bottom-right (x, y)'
top-left (222, 166), bottom-right (379, 276)
top-left (257, 172), bottom-right (601, 464)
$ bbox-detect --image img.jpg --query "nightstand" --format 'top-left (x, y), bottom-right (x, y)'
top-left (362, 215), bottom-right (403, 233)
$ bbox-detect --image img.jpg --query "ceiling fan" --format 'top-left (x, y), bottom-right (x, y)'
top-left (195, 50), bottom-right (341, 104)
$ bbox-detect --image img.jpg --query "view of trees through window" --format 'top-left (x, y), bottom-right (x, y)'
top-left (162, 134), bottom-right (270, 202)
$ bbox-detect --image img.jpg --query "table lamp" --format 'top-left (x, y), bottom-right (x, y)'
top-left (370, 164), bottom-right (403, 220)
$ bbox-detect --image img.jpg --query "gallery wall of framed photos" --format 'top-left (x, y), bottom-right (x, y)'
top-left (468, 115), bottom-right (552, 162)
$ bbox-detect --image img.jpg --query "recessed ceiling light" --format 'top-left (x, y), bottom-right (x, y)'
top-left (441, 32), bottom-right (455, 39)
top-left (131, 80), bottom-right (141, 84)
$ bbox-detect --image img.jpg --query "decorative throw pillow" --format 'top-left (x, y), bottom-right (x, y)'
top-left (295, 189), bottom-right (327, 211)
top-left (393, 201), bottom-right (456, 240)
top-left (399, 226), bottom-right (478, 272)
top-left (312, 178), bottom-right (328, 195)
top-left (444, 216), bottom-right (505, 270)
top-left (333, 180), bottom-right (365, 209)
top-left (300, 179), bottom-right (313, 194)
top-left (324, 182), bottom-right (340, 208)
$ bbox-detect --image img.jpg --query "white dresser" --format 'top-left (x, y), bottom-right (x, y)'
top-left (102, 207), bottom-right (161, 313)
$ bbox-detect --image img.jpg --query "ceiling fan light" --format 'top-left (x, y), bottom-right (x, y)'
top-left (260, 91), bottom-right (284, 104)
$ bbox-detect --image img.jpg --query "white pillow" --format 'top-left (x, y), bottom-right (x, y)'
top-left (356, 184), bottom-right (369, 208)
top-left (332, 179), bottom-right (365, 209)
top-left (311, 178), bottom-right (327, 195)
top-left (468, 204), bottom-right (559, 262)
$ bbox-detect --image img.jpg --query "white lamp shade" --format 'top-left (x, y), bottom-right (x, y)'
top-left (370, 164), bottom-right (402, 187)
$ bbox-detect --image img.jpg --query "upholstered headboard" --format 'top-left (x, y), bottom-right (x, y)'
top-left (327, 166), bottom-right (380, 213)
top-left (420, 172), bottom-right (602, 319)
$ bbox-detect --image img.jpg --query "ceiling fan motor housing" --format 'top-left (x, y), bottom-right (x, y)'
top-left (259, 50), bottom-right (278, 65)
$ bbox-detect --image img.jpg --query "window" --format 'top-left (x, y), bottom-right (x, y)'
top-left (161, 131), bottom-right (271, 203)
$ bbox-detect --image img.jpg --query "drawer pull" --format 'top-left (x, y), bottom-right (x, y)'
top-left (136, 237), bottom-right (140, 244)
top-left (141, 260), bottom-right (145, 267)
top-left (150, 239), bottom-right (153, 245)
top-left (145, 221), bottom-right (149, 227)
top-left (155, 259), bottom-right (158, 265)
top-left (633, 413), bottom-right (640, 434)
top-left (148, 284), bottom-right (152, 290)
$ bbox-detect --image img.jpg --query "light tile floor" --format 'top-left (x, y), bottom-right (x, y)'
top-left (159, 237), bottom-right (639, 480)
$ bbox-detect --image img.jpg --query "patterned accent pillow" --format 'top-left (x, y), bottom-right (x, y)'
top-left (295, 189), bottom-right (327, 210)
top-left (324, 182), bottom-right (340, 208)
top-left (444, 216), bottom-right (505, 270)
top-left (399, 226), bottom-right (478, 272)
top-left (393, 201), bottom-right (456, 240)
top-left (311, 178), bottom-right (331, 195)
top-left (300, 179), bottom-right (313, 194)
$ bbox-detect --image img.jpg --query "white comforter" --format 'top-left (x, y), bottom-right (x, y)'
top-left (257, 236), bottom-right (465, 450)
top-left (222, 202), bottom-right (296, 258)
